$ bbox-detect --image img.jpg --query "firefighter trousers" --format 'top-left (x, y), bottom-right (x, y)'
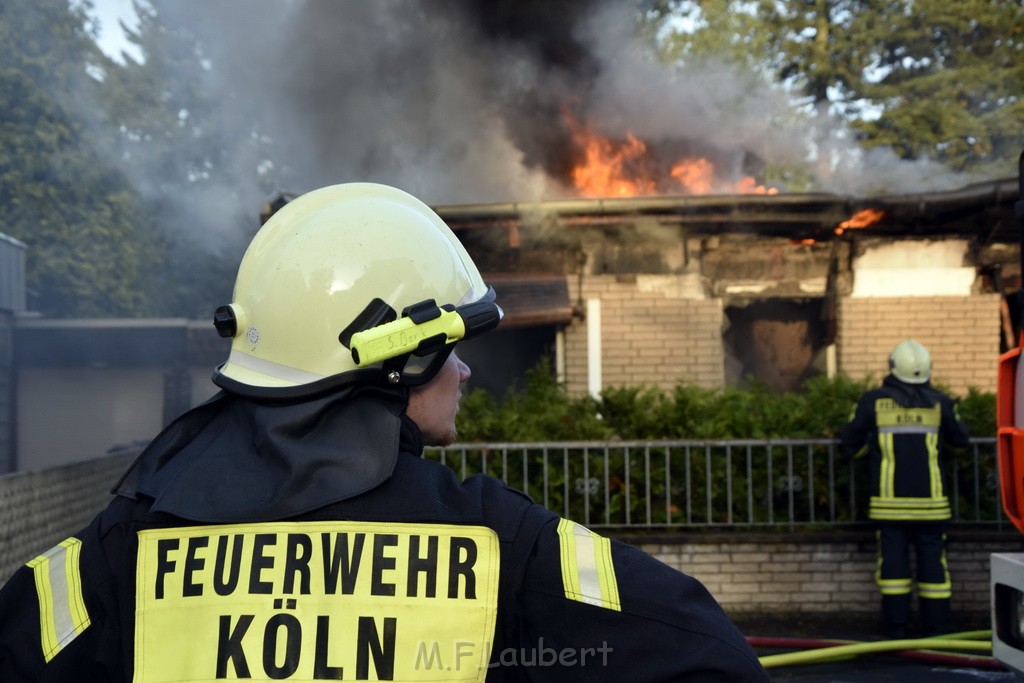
top-left (876, 522), bottom-right (954, 635)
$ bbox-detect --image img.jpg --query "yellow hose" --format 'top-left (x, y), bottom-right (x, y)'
top-left (922, 629), bottom-right (990, 640)
top-left (758, 636), bottom-right (992, 669)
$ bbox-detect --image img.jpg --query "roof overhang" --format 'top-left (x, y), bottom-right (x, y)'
top-left (487, 274), bottom-right (574, 328)
top-left (437, 176), bottom-right (1020, 244)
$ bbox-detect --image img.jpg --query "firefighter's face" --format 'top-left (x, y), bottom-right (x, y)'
top-left (405, 351), bottom-right (471, 447)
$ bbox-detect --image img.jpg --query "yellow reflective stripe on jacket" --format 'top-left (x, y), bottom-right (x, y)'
top-left (927, 431), bottom-right (942, 498)
top-left (26, 537), bottom-right (91, 662)
top-left (873, 400), bottom-right (944, 501)
top-left (869, 496), bottom-right (951, 521)
top-left (556, 518), bottom-right (621, 611)
top-left (878, 431), bottom-right (896, 498)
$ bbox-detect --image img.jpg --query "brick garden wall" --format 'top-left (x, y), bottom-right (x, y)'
top-left (634, 531), bottom-right (1024, 626)
top-left (838, 295), bottom-right (1001, 395)
top-left (0, 452), bottom-right (135, 583)
top-left (3, 456), bottom-right (1018, 630)
top-left (564, 275), bottom-right (724, 396)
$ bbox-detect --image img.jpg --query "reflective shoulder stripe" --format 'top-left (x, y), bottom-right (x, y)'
top-left (26, 538), bottom-right (91, 663)
top-left (555, 518), bottom-right (621, 611)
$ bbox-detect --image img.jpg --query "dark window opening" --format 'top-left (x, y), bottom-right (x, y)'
top-left (723, 299), bottom-right (827, 393)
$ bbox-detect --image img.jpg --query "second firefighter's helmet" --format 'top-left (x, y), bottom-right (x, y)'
top-left (212, 183), bottom-right (502, 397)
top-left (888, 339), bottom-right (932, 384)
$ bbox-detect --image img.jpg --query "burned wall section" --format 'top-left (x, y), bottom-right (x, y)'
top-left (703, 237), bottom-right (839, 392)
top-left (976, 242), bottom-right (1020, 353)
top-left (724, 301), bottom-right (827, 392)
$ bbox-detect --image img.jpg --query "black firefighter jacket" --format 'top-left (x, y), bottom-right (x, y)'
top-left (0, 388), bottom-right (768, 682)
top-left (840, 374), bottom-right (971, 522)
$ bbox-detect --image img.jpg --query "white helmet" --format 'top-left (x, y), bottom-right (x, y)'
top-left (212, 183), bottom-right (502, 397)
top-left (888, 339), bottom-right (932, 384)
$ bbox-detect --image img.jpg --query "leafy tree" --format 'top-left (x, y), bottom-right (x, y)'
top-left (0, 0), bottom-right (160, 316)
top-left (850, 0), bottom-right (1024, 177)
top-left (648, 0), bottom-right (1024, 181)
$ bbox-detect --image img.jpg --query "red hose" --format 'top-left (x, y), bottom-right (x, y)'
top-left (748, 636), bottom-right (845, 650)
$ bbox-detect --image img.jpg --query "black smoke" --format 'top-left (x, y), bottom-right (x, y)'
top-left (129, 0), bottom-right (957, 211)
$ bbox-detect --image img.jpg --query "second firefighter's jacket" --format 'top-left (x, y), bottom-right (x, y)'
top-left (840, 374), bottom-right (971, 522)
top-left (0, 389), bottom-right (767, 682)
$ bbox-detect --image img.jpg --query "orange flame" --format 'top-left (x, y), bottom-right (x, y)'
top-left (670, 158), bottom-right (714, 194)
top-left (835, 208), bottom-right (885, 235)
top-left (735, 176), bottom-right (780, 196)
top-left (564, 111), bottom-right (777, 197)
top-left (571, 130), bottom-right (656, 198)
top-left (565, 113), bottom-right (655, 197)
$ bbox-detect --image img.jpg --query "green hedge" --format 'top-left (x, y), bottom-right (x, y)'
top-left (457, 362), bottom-right (996, 442)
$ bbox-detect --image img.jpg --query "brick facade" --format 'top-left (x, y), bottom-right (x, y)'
top-left (636, 531), bottom-right (1023, 624)
top-left (562, 283), bottom-right (1000, 397)
top-left (838, 295), bottom-right (1000, 394)
top-left (564, 275), bottom-right (723, 396)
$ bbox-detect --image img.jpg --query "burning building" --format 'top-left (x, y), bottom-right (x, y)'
top-left (435, 171), bottom-right (1016, 399)
top-left (253, 121), bottom-right (1017, 400)
top-left (415, 118), bottom-right (1018, 398)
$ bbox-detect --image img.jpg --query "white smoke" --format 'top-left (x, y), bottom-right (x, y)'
top-left (97, 0), bottom-right (978, 217)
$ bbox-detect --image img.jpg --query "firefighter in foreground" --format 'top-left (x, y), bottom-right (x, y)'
top-left (0, 183), bottom-right (767, 681)
top-left (841, 339), bottom-right (971, 638)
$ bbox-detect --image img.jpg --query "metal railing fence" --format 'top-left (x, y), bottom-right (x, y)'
top-left (426, 438), bottom-right (1003, 531)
